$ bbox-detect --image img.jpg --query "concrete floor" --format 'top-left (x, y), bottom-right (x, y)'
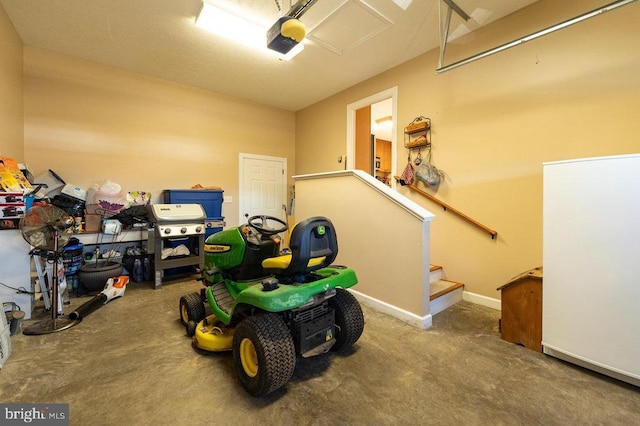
top-left (1, 278), bottom-right (639, 425)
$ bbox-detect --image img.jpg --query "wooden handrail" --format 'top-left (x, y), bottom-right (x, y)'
top-left (394, 176), bottom-right (498, 239)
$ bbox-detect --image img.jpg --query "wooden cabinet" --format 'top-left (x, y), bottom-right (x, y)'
top-left (375, 138), bottom-right (392, 186)
top-left (375, 139), bottom-right (391, 173)
top-left (497, 267), bottom-right (543, 352)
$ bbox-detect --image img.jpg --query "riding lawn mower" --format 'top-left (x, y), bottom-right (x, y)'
top-left (179, 215), bottom-right (364, 396)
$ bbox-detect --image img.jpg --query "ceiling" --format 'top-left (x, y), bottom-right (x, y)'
top-left (1, 0), bottom-right (539, 111)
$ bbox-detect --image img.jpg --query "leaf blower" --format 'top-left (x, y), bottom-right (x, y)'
top-left (68, 275), bottom-right (129, 321)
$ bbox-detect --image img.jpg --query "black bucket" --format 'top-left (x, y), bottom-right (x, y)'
top-left (63, 239), bottom-right (84, 276)
top-left (3, 302), bottom-right (25, 336)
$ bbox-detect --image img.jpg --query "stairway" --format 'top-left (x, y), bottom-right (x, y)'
top-left (429, 265), bottom-right (464, 315)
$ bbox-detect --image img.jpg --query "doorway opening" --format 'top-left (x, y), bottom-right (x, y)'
top-left (346, 87), bottom-right (398, 189)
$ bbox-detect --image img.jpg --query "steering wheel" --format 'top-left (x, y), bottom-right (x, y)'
top-left (247, 215), bottom-right (288, 236)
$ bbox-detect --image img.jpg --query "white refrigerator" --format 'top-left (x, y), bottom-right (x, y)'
top-left (543, 154), bottom-right (640, 386)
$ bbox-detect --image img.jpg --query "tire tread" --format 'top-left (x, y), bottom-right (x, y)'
top-left (233, 313), bottom-right (295, 396)
top-left (179, 292), bottom-right (205, 326)
top-left (330, 288), bottom-right (364, 352)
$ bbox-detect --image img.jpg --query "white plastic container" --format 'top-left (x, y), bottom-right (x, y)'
top-left (61, 184), bottom-right (87, 201)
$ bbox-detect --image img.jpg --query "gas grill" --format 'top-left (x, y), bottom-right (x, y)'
top-left (147, 204), bottom-right (206, 289)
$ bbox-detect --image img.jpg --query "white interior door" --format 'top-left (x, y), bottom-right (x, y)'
top-left (239, 153), bottom-right (287, 224)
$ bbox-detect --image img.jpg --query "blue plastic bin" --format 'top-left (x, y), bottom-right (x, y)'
top-left (163, 189), bottom-right (223, 218)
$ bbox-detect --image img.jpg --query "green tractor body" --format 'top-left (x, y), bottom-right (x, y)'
top-left (203, 227), bottom-right (246, 271)
top-left (179, 216), bottom-right (364, 397)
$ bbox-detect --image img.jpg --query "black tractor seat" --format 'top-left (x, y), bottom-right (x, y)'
top-left (261, 217), bottom-right (338, 278)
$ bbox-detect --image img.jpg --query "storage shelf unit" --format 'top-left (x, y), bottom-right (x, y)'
top-left (403, 118), bottom-right (430, 150)
top-left (74, 229), bottom-right (150, 285)
top-left (74, 229), bottom-right (148, 246)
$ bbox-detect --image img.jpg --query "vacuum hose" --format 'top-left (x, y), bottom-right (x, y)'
top-left (68, 294), bottom-right (108, 321)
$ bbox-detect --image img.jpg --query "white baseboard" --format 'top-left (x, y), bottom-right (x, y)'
top-left (349, 289), bottom-right (432, 329)
top-left (543, 345), bottom-right (640, 387)
top-left (430, 286), bottom-right (463, 316)
top-left (463, 291), bottom-right (501, 311)
top-left (348, 289), bottom-right (499, 330)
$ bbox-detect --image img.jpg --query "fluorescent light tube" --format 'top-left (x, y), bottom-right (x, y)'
top-left (196, 1), bottom-right (304, 60)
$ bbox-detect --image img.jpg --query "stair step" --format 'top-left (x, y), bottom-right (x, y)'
top-left (429, 279), bottom-right (464, 316)
top-left (429, 279), bottom-right (463, 300)
top-left (430, 264), bottom-right (442, 284)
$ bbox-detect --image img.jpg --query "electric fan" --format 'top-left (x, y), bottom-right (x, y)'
top-left (19, 204), bottom-right (82, 334)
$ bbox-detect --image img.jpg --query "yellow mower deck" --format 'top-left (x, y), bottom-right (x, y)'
top-left (193, 315), bottom-right (235, 352)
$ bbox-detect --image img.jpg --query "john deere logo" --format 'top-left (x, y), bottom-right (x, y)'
top-left (205, 244), bottom-right (231, 253)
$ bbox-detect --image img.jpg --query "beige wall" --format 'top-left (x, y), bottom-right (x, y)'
top-left (0, 5), bottom-right (23, 160)
top-left (23, 47), bottom-right (296, 227)
top-left (295, 0), bottom-right (640, 301)
top-left (294, 172), bottom-right (431, 320)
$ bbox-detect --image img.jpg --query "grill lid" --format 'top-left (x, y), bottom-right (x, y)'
top-left (148, 204), bottom-right (206, 223)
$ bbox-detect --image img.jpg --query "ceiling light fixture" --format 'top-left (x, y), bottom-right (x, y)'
top-left (375, 115), bottom-right (393, 125)
top-left (195, 1), bottom-right (304, 61)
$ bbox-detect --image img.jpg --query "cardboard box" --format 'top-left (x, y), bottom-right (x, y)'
top-left (0, 203), bottom-right (25, 218)
top-left (85, 214), bottom-right (102, 233)
top-left (0, 219), bottom-right (20, 230)
top-left (0, 165), bottom-right (31, 192)
top-left (0, 192), bottom-right (24, 204)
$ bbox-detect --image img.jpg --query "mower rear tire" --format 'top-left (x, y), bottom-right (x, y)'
top-left (232, 313), bottom-right (296, 397)
top-left (329, 288), bottom-right (364, 352)
top-left (179, 292), bottom-right (205, 326)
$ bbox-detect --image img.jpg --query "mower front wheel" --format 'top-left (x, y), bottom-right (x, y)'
top-left (329, 288), bottom-right (364, 352)
top-left (179, 292), bottom-right (205, 326)
top-left (186, 320), bottom-right (197, 338)
top-left (232, 313), bottom-right (296, 397)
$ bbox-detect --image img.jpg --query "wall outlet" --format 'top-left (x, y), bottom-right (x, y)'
top-left (224, 196), bottom-right (232, 203)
